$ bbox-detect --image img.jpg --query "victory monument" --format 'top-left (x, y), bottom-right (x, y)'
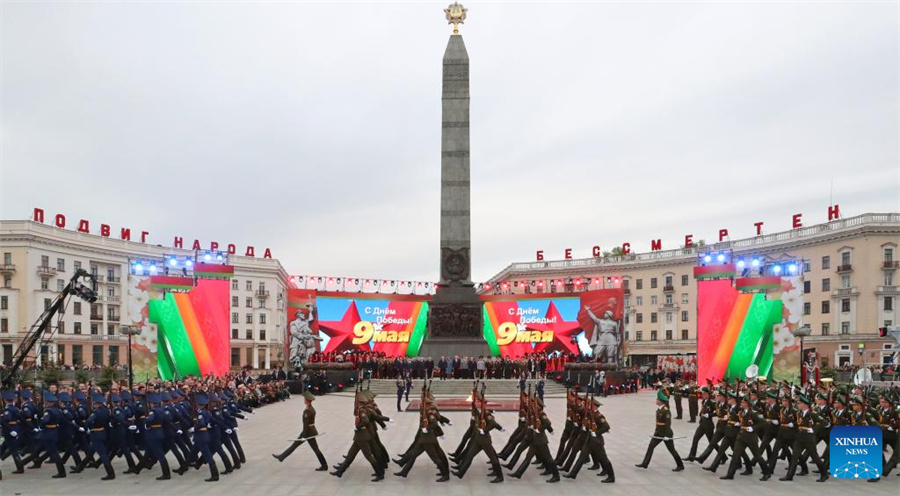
top-left (422, 3), bottom-right (490, 357)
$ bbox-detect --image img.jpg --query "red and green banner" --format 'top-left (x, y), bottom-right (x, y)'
top-left (736, 277), bottom-right (782, 292)
top-left (149, 276), bottom-right (194, 291)
top-left (481, 289), bottom-right (624, 361)
top-left (697, 279), bottom-right (781, 382)
top-left (693, 263), bottom-right (736, 280)
top-left (193, 263), bottom-right (234, 279)
top-left (148, 279), bottom-right (230, 380)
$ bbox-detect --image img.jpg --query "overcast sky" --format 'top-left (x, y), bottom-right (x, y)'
top-left (2, 1), bottom-right (898, 282)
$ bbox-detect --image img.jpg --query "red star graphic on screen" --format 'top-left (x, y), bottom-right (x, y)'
top-left (319, 301), bottom-right (369, 353)
top-left (531, 301), bottom-right (583, 355)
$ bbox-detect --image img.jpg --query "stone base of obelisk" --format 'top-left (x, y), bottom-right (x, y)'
top-left (421, 285), bottom-right (490, 358)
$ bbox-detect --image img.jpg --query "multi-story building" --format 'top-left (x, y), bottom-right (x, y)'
top-left (0, 220), bottom-right (289, 370)
top-left (483, 213), bottom-right (900, 368)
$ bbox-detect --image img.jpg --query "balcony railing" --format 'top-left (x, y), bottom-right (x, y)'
top-left (90, 314), bottom-right (104, 321)
top-left (836, 264), bottom-right (853, 273)
top-left (877, 286), bottom-right (899, 293)
top-left (663, 285), bottom-right (675, 292)
top-left (883, 261), bottom-right (899, 270)
top-left (255, 290), bottom-right (270, 299)
top-left (0, 264), bottom-right (15, 273)
top-left (103, 276), bottom-right (121, 283)
top-left (36, 265), bottom-right (57, 276)
top-left (107, 314), bottom-right (120, 322)
top-left (103, 296), bottom-right (120, 303)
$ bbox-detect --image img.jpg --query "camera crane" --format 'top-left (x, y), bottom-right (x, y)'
top-left (0, 269), bottom-right (99, 386)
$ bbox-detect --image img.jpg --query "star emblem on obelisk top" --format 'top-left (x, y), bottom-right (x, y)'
top-left (444, 2), bottom-right (467, 35)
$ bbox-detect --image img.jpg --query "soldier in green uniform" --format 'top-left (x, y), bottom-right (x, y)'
top-left (507, 396), bottom-right (559, 483)
top-left (758, 391), bottom-right (780, 460)
top-left (869, 395), bottom-right (898, 483)
top-left (779, 394), bottom-right (828, 482)
top-left (694, 390), bottom-right (728, 464)
top-left (636, 390), bottom-right (684, 471)
top-left (704, 392), bottom-right (751, 474)
top-left (685, 387), bottom-right (715, 461)
top-left (687, 383), bottom-right (699, 423)
top-left (271, 391), bottom-right (327, 471)
top-left (563, 397), bottom-right (614, 482)
top-left (673, 381), bottom-right (685, 420)
top-left (720, 397), bottom-right (771, 481)
top-left (452, 394), bottom-right (504, 483)
top-left (330, 391), bottom-right (385, 481)
top-left (393, 403), bottom-right (449, 481)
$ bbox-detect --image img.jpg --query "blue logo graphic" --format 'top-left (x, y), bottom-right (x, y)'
top-left (830, 426), bottom-right (882, 479)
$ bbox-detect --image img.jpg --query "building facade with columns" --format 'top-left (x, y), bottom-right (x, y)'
top-left (0, 220), bottom-right (289, 371)
top-left (483, 213), bottom-right (900, 369)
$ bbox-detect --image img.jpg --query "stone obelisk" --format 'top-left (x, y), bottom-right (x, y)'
top-left (425, 3), bottom-right (488, 356)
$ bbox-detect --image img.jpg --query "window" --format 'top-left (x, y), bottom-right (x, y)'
top-left (886, 320), bottom-right (893, 327)
top-left (650, 295), bottom-right (658, 306)
top-left (624, 314), bottom-right (630, 324)
top-left (887, 272), bottom-right (894, 286)
top-left (3, 277), bottom-right (10, 288)
top-left (232, 312), bottom-right (239, 324)
top-left (822, 301), bottom-right (830, 314)
top-left (41, 255), bottom-right (49, 267)
top-left (886, 248), bottom-right (895, 262)
top-left (90, 324), bottom-right (98, 335)
top-left (0, 318), bottom-right (7, 333)
top-left (3, 253), bottom-right (10, 264)
top-left (92, 345), bottom-right (103, 366)
top-left (681, 275), bottom-right (689, 286)
top-left (636, 279), bottom-right (643, 290)
top-left (803, 281), bottom-right (810, 294)
top-left (44, 298), bottom-right (51, 310)
top-left (260, 329), bottom-right (266, 340)
top-left (246, 329), bottom-right (252, 340)
top-left (665, 294), bottom-right (673, 304)
top-left (803, 302), bottom-right (811, 315)
top-left (232, 279), bottom-right (239, 290)
top-left (72, 345), bottom-right (83, 366)
top-left (822, 279), bottom-right (830, 292)
top-left (56, 258), bottom-right (65, 271)
top-left (841, 322), bottom-right (850, 335)
top-left (636, 296), bottom-right (643, 306)
top-left (109, 346), bottom-right (119, 366)
top-left (246, 313), bottom-right (253, 324)
top-left (635, 331), bottom-right (643, 341)
top-left (841, 275), bottom-right (851, 289)
top-left (74, 261), bottom-right (81, 272)
top-left (841, 298), bottom-right (850, 312)
top-left (245, 297), bottom-right (252, 308)
top-left (57, 279), bottom-right (64, 292)
top-left (665, 313), bottom-right (673, 323)
top-left (232, 296), bottom-right (238, 307)
top-left (73, 302), bottom-right (81, 315)
top-left (650, 278), bottom-right (658, 289)
top-left (681, 293), bottom-right (689, 304)
top-left (651, 312), bottom-right (658, 324)
top-left (231, 348), bottom-right (240, 367)
top-left (624, 331), bottom-right (629, 341)
top-left (822, 256), bottom-right (830, 270)
top-left (260, 313), bottom-right (267, 324)
top-left (246, 281), bottom-right (252, 291)
top-left (681, 329), bottom-right (689, 340)
top-left (821, 323), bottom-right (829, 336)
top-left (803, 261), bottom-right (811, 273)
top-left (841, 251), bottom-right (851, 267)
top-left (681, 310), bottom-right (689, 322)
top-left (650, 330), bottom-right (658, 341)
top-left (107, 325), bottom-right (115, 336)
top-left (0, 296), bottom-right (6, 310)
top-left (665, 276), bottom-right (673, 286)
top-left (232, 329), bottom-right (239, 339)
top-left (886, 297), bottom-right (894, 311)
top-left (41, 277), bottom-right (49, 290)
top-left (636, 313), bottom-right (643, 324)
top-left (74, 322), bottom-right (82, 334)
top-left (58, 321), bottom-right (64, 334)
top-left (624, 296), bottom-right (631, 308)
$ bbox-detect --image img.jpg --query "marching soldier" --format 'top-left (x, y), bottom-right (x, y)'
top-left (272, 391), bottom-right (328, 471)
top-left (780, 394), bottom-right (828, 482)
top-left (719, 396), bottom-right (771, 481)
top-left (685, 387), bottom-right (715, 461)
top-left (636, 390), bottom-right (684, 471)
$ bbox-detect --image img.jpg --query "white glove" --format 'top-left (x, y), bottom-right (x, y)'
top-left (746, 427), bottom-right (753, 433)
top-left (177, 430), bottom-right (183, 435)
top-left (128, 425), bottom-right (137, 431)
top-left (422, 428), bottom-right (428, 434)
top-left (188, 428), bottom-right (194, 433)
top-left (581, 426), bottom-right (587, 431)
top-left (788, 422), bottom-right (794, 428)
top-left (226, 429), bottom-right (233, 434)
top-left (78, 427), bottom-right (85, 432)
top-left (479, 429), bottom-right (485, 435)
top-left (10, 431), bottom-right (17, 437)
top-left (590, 432), bottom-right (596, 437)
top-left (806, 428), bottom-right (814, 434)
top-left (388, 419), bottom-right (393, 423)
top-left (888, 427), bottom-right (894, 432)
top-left (33, 428), bottom-right (39, 433)
top-left (234, 427), bottom-right (239, 432)
top-left (772, 420), bottom-right (779, 426)
top-left (519, 417), bottom-right (525, 422)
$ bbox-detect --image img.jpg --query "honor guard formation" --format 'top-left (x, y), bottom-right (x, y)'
top-left (0, 377), bottom-right (289, 481)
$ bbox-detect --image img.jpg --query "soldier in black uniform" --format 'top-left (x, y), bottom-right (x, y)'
top-left (636, 390), bottom-right (684, 471)
top-left (272, 391), bottom-right (327, 471)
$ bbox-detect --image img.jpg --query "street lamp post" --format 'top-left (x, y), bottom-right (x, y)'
top-left (121, 325), bottom-right (143, 391)
top-left (792, 325), bottom-right (811, 384)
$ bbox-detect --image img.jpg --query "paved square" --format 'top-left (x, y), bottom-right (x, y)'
top-left (2, 390), bottom-right (896, 495)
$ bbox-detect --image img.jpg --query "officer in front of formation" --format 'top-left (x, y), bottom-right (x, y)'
top-left (272, 390), bottom-right (328, 471)
top-left (636, 390), bottom-right (684, 471)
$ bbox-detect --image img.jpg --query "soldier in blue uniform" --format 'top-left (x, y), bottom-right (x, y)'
top-left (108, 392), bottom-right (140, 474)
top-left (191, 392), bottom-right (221, 482)
top-left (143, 392), bottom-right (173, 480)
top-left (80, 392), bottom-right (116, 480)
top-left (28, 390), bottom-right (67, 478)
top-left (1, 390), bottom-right (25, 474)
